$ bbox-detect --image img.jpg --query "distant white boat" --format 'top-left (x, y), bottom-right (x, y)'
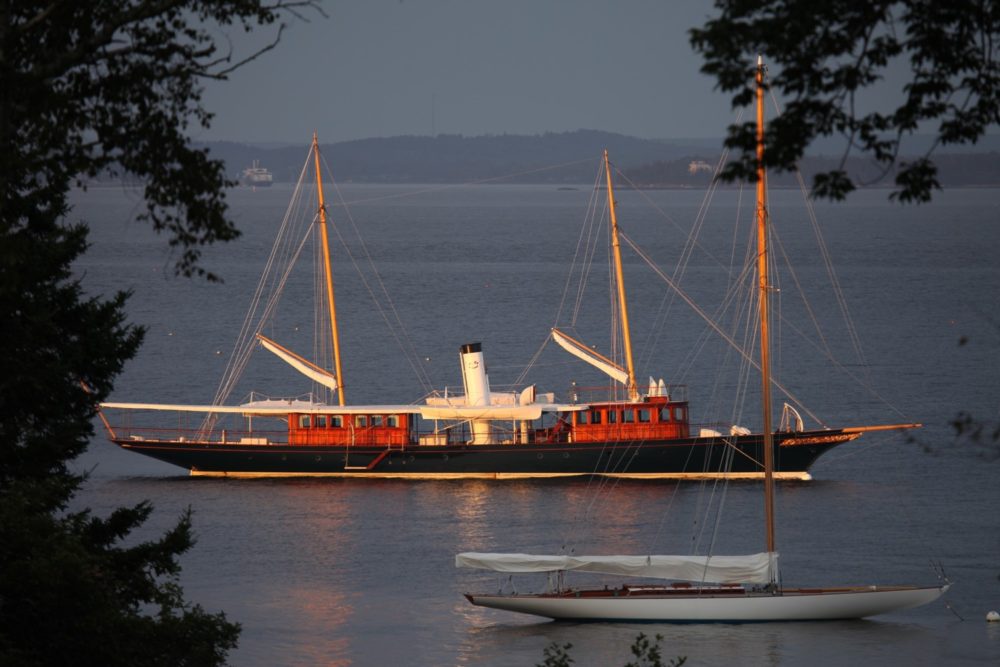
top-left (455, 56), bottom-right (949, 622)
top-left (241, 160), bottom-right (273, 187)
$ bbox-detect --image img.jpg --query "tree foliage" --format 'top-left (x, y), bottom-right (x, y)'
top-left (537, 634), bottom-right (686, 667)
top-left (1, 2), bottom-right (318, 665)
top-left (690, 0), bottom-right (1000, 202)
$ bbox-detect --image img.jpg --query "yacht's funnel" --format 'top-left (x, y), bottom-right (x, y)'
top-left (460, 342), bottom-right (491, 406)
top-left (460, 342), bottom-right (492, 444)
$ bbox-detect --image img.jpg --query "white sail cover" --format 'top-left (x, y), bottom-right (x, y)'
top-left (257, 334), bottom-right (338, 391)
top-left (551, 328), bottom-right (629, 385)
top-left (455, 552), bottom-right (777, 585)
top-left (420, 405), bottom-right (544, 421)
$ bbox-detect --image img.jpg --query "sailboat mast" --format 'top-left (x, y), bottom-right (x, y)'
top-left (312, 133), bottom-right (346, 406)
top-left (603, 150), bottom-right (639, 402)
top-left (755, 57), bottom-right (776, 554)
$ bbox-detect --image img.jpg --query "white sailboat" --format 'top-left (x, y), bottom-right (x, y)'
top-left (455, 57), bottom-right (950, 622)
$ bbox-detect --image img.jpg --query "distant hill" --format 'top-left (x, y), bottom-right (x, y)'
top-left (207, 130), bottom-right (705, 184)
top-left (204, 130), bottom-right (1000, 187)
top-left (626, 153), bottom-right (1000, 190)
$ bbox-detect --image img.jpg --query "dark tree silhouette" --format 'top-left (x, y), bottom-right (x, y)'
top-left (690, 0), bottom-right (1000, 202)
top-left (0, 2), bottom-right (319, 665)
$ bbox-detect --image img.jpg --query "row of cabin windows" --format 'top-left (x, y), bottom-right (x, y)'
top-left (576, 405), bottom-right (686, 426)
top-left (298, 414), bottom-right (401, 429)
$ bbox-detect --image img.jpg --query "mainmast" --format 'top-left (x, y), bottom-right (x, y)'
top-left (755, 57), bottom-right (776, 556)
top-left (603, 150), bottom-right (639, 402)
top-left (312, 133), bottom-right (346, 406)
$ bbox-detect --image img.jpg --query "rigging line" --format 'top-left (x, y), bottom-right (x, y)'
top-left (208, 151), bottom-right (314, 410)
top-left (216, 226), bottom-right (315, 409)
top-left (767, 88), bottom-right (874, 385)
top-left (768, 217), bottom-right (835, 361)
top-left (553, 159), bottom-right (604, 329)
top-left (646, 450), bottom-right (697, 553)
top-left (669, 198), bottom-right (900, 424)
top-left (610, 158), bottom-right (738, 275)
top-left (697, 255), bottom-right (757, 430)
top-left (769, 223), bottom-right (912, 420)
top-left (606, 133), bottom-right (749, 376)
top-left (511, 336), bottom-right (551, 388)
top-left (565, 439), bottom-right (644, 548)
top-left (573, 193), bottom-right (604, 327)
top-left (795, 168), bottom-right (871, 375)
top-left (633, 154), bottom-right (731, 373)
top-left (673, 242), bottom-right (758, 385)
top-left (620, 230), bottom-right (826, 427)
top-left (323, 190), bottom-right (435, 394)
top-left (221, 209), bottom-right (315, 400)
top-left (319, 154), bottom-right (436, 394)
top-left (756, 191), bottom-right (912, 421)
top-left (701, 448), bottom-right (735, 564)
top-left (323, 156), bottom-right (434, 393)
top-left (327, 157), bottom-right (599, 207)
top-left (568, 169), bottom-right (607, 327)
top-left (609, 123), bottom-right (758, 323)
top-left (219, 161), bottom-right (312, 377)
top-left (198, 224), bottom-right (315, 435)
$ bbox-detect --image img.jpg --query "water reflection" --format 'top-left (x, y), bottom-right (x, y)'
top-left (455, 616), bottom-right (954, 667)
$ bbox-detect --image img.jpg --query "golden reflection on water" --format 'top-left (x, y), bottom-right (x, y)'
top-left (238, 481), bottom-right (357, 666)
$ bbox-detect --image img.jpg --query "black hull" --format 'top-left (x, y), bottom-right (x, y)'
top-left (114, 430), bottom-right (859, 479)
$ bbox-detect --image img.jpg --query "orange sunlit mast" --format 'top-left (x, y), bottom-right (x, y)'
top-left (603, 150), bottom-right (639, 402)
top-left (755, 57), bottom-right (776, 557)
top-left (312, 133), bottom-right (346, 406)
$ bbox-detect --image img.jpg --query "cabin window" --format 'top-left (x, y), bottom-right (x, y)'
top-left (673, 406), bottom-right (686, 422)
top-left (299, 415), bottom-right (311, 428)
top-left (659, 407), bottom-right (671, 422)
top-left (608, 410), bottom-right (617, 424)
top-left (387, 415), bottom-right (399, 427)
top-left (638, 409), bottom-right (650, 423)
top-left (591, 410), bottom-right (602, 424)
top-left (576, 411), bottom-right (588, 425)
top-left (622, 410), bottom-right (634, 424)
top-left (355, 415), bottom-right (368, 427)
top-left (315, 415), bottom-right (328, 428)
top-left (330, 415), bottom-right (343, 428)
top-left (372, 415), bottom-right (384, 427)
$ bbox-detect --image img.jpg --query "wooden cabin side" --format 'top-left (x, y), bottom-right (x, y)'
top-left (569, 397), bottom-right (690, 442)
top-left (288, 412), bottom-right (412, 446)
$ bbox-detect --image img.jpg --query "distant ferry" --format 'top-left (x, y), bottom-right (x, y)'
top-left (241, 160), bottom-right (273, 187)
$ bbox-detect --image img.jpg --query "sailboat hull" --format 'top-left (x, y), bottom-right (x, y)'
top-left (112, 429), bottom-right (858, 478)
top-left (465, 584), bottom-right (950, 622)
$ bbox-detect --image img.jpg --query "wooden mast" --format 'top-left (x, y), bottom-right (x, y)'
top-left (755, 57), bottom-right (776, 557)
top-left (312, 133), bottom-right (346, 406)
top-left (603, 150), bottom-right (639, 402)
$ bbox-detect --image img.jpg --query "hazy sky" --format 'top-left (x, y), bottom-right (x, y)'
top-left (196, 0), bottom-right (732, 144)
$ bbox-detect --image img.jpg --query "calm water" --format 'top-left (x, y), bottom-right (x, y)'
top-left (70, 181), bottom-right (999, 666)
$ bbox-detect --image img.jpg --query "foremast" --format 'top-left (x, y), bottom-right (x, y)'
top-left (312, 133), bottom-right (346, 406)
top-left (603, 150), bottom-right (639, 402)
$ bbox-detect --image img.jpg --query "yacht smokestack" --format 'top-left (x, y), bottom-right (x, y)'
top-left (460, 342), bottom-right (492, 445)
top-left (460, 342), bottom-right (491, 406)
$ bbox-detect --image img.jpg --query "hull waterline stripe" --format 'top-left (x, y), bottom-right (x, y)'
top-left (187, 470), bottom-right (812, 480)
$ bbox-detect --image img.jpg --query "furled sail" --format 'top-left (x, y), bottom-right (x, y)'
top-left (551, 328), bottom-right (629, 386)
top-left (420, 405), bottom-right (544, 421)
top-left (456, 551), bottom-right (777, 585)
top-left (257, 334), bottom-right (338, 391)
